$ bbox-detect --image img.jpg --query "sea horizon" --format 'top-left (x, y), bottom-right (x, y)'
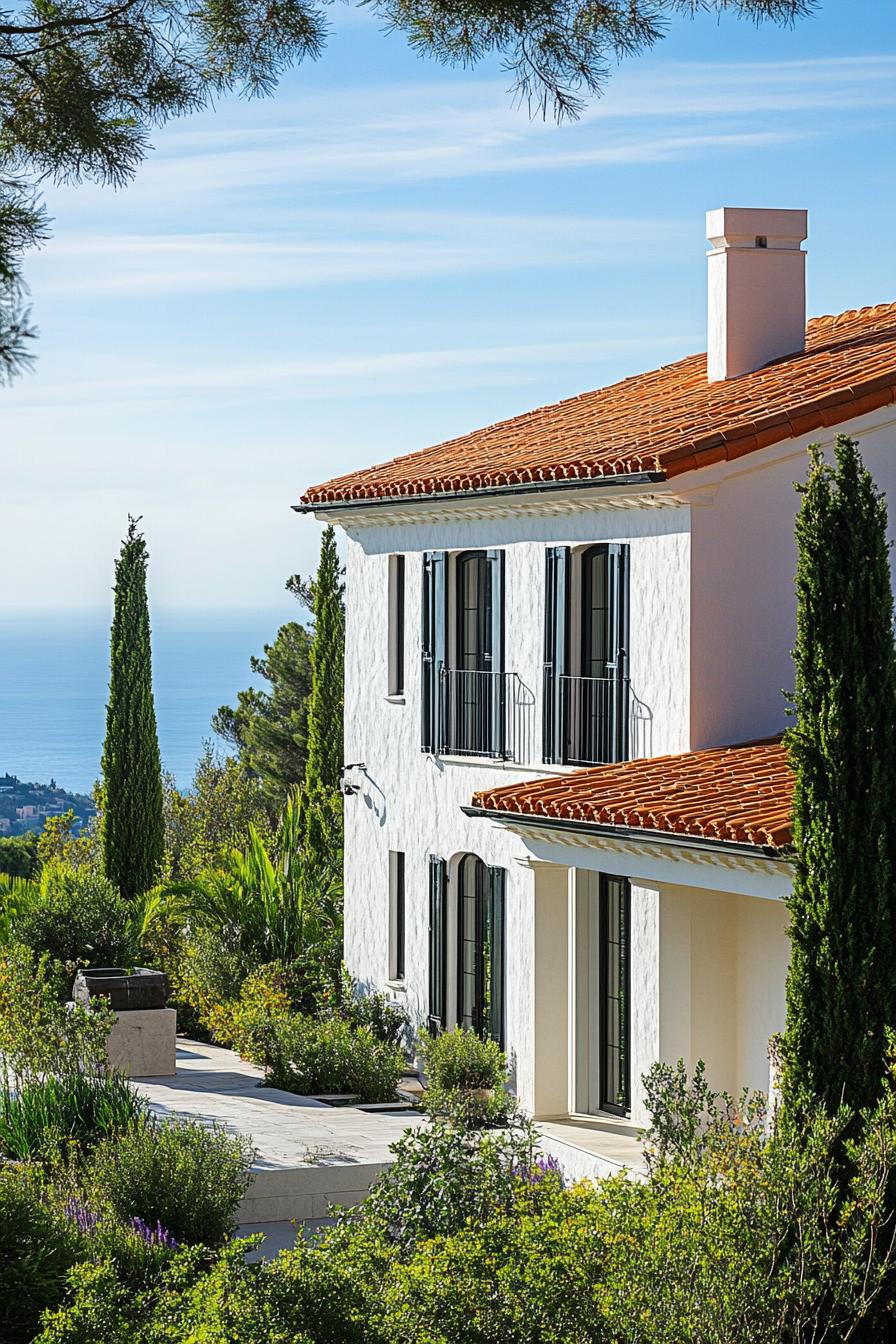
top-left (0, 607), bottom-right (298, 794)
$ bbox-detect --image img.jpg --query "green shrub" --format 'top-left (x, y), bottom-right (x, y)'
top-left (339, 1114), bottom-right (547, 1258)
top-left (36, 1240), bottom-right (367, 1344)
top-left (420, 1027), bottom-right (514, 1127)
top-left (171, 924), bottom-right (252, 1034)
top-left (319, 968), bottom-right (409, 1048)
top-left (0, 831), bottom-right (39, 880)
top-left (0, 1071), bottom-right (142, 1162)
top-left (13, 865), bottom-right (138, 970)
top-left (87, 1117), bottom-right (253, 1247)
top-left (376, 1177), bottom-right (603, 1344)
top-left (33, 1062), bottom-right (896, 1344)
top-left (264, 1014), bottom-right (405, 1104)
top-left (0, 1167), bottom-right (81, 1344)
top-left (0, 944), bottom-right (134, 1163)
top-left (205, 961), bottom-right (294, 1061)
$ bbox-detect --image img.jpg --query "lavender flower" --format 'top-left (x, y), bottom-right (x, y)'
top-left (512, 1154), bottom-right (564, 1187)
top-left (128, 1215), bottom-right (179, 1250)
top-left (63, 1198), bottom-right (178, 1250)
top-left (64, 1198), bottom-right (101, 1235)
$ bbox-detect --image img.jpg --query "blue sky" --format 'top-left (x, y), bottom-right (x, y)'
top-left (3, 0), bottom-right (896, 613)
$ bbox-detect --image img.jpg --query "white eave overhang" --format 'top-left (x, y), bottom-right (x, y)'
top-left (461, 805), bottom-right (793, 901)
top-left (293, 472), bottom-right (681, 529)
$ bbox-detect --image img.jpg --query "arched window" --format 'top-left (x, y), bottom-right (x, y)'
top-left (457, 854), bottom-right (505, 1047)
top-left (456, 551), bottom-right (493, 673)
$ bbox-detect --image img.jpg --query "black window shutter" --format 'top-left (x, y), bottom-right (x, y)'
top-left (543, 546), bottom-right (570, 763)
top-left (485, 549), bottom-right (505, 757)
top-left (428, 855), bottom-right (448, 1033)
top-left (606, 544), bottom-right (630, 762)
top-left (486, 865), bottom-right (506, 1048)
top-left (421, 552), bottom-right (447, 753)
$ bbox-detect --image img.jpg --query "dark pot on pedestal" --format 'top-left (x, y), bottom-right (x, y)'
top-left (72, 966), bottom-right (168, 1012)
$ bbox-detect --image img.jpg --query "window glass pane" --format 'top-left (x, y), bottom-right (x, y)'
top-left (600, 876), bottom-right (630, 1113)
top-left (390, 851), bottom-right (405, 981)
top-left (388, 556), bottom-right (405, 696)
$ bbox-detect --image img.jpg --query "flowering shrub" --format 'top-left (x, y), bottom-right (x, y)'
top-left (63, 1198), bottom-right (179, 1252)
top-left (205, 962), bottom-right (293, 1062)
top-left (86, 1116), bottom-right (253, 1248)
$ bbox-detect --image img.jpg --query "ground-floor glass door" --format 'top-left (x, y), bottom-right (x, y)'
top-left (456, 854), bottom-right (505, 1047)
top-left (598, 875), bottom-right (630, 1115)
top-left (575, 870), bottom-right (631, 1116)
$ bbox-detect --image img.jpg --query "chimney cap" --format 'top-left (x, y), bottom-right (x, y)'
top-left (707, 206), bottom-right (807, 253)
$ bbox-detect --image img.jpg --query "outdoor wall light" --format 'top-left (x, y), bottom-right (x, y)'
top-left (340, 762), bottom-right (367, 796)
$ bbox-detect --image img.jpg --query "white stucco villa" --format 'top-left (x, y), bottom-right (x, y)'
top-left (297, 208), bottom-right (896, 1168)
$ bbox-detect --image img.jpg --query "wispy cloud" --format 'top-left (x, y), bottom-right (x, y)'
top-left (30, 212), bottom-right (693, 295)
top-left (4, 327), bottom-right (693, 411)
top-left (81, 54), bottom-right (893, 202)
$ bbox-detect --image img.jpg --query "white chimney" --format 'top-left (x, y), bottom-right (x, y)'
top-left (706, 206), bottom-right (808, 382)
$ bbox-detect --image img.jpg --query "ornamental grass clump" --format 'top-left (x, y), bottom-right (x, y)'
top-left (0, 1071), bottom-right (141, 1164)
top-left (0, 943), bottom-right (141, 1163)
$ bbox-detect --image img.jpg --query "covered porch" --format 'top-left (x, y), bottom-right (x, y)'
top-left (526, 858), bottom-right (790, 1132)
top-left (467, 739), bottom-right (795, 1135)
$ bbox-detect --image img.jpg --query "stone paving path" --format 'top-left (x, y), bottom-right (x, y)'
top-left (132, 1038), bottom-right (645, 1246)
top-left (132, 1040), bottom-right (426, 1224)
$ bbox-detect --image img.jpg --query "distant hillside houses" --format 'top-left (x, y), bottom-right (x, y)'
top-left (0, 773), bottom-right (95, 836)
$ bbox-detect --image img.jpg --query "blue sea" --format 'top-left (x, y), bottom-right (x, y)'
top-left (0, 609), bottom-right (295, 794)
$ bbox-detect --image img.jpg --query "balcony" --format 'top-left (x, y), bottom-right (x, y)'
top-left (438, 667), bottom-right (533, 763)
top-left (545, 673), bottom-right (651, 767)
top-left (558, 674), bottom-right (630, 766)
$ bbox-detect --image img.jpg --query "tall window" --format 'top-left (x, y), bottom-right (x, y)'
top-left (421, 549), bottom-right (505, 758)
top-left (543, 543), bottom-right (629, 766)
top-left (428, 855), bottom-right (448, 1033)
top-left (599, 874), bottom-right (630, 1115)
top-left (388, 555), bottom-right (405, 697)
top-left (388, 850), bottom-right (405, 982)
top-left (454, 552), bottom-right (493, 756)
top-left (456, 854), bottom-right (505, 1047)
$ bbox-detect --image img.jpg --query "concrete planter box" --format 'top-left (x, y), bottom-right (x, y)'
top-left (74, 967), bottom-right (176, 1078)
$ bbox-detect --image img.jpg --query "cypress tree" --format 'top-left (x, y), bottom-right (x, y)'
top-left (298, 526), bottom-right (345, 860)
top-left (304, 525), bottom-right (345, 795)
top-left (781, 435), bottom-right (896, 1123)
top-left (101, 517), bottom-right (164, 900)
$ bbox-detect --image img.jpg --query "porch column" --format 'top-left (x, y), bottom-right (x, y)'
top-left (532, 862), bottom-right (570, 1118)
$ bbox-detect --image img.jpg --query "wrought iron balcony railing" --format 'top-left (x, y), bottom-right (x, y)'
top-left (438, 667), bottom-right (532, 763)
top-left (556, 673), bottom-right (632, 766)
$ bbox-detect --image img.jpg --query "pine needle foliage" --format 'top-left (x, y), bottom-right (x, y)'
top-left (102, 517), bottom-right (164, 901)
top-left (1, 0), bottom-right (816, 378)
top-left (782, 435), bottom-right (896, 1125)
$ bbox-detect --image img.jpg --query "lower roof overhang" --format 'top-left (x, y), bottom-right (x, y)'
top-left (462, 805), bottom-right (793, 901)
top-left (461, 804), bottom-right (789, 863)
top-left (294, 470), bottom-right (667, 516)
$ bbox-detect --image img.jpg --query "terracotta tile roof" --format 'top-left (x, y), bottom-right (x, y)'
top-left (302, 304), bottom-right (896, 506)
top-left (470, 738), bottom-right (794, 852)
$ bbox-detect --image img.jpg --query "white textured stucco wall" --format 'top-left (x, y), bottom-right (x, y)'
top-left (658, 883), bottom-right (790, 1099)
top-left (341, 504), bottom-right (690, 1115)
top-left (689, 410), bottom-right (896, 748)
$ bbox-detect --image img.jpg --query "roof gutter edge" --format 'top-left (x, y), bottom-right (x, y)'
top-left (293, 471), bottom-right (668, 515)
top-left (460, 805), bottom-right (791, 863)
